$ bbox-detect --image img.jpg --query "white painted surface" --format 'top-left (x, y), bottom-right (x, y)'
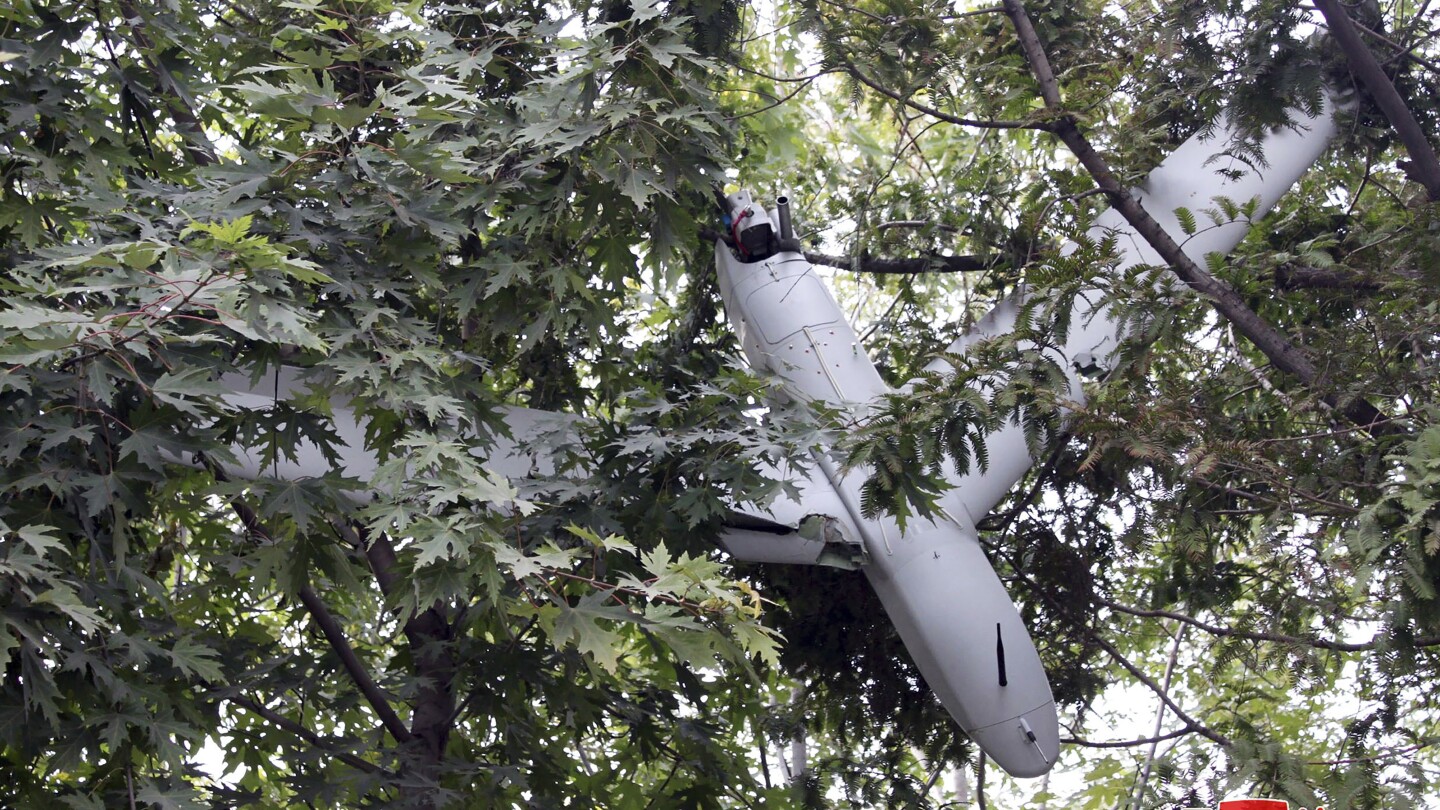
top-left (209, 367), bottom-right (577, 492)
top-left (715, 228), bottom-right (1060, 776)
top-left (929, 100), bottom-right (1341, 524)
top-left (716, 235), bottom-right (889, 408)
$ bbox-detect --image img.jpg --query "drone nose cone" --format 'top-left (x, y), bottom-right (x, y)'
top-left (967, 701), bottom-right (1060, 778)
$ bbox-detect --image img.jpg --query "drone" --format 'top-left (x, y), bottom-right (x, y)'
top-left (208, 96), bottom-right (1342, 778)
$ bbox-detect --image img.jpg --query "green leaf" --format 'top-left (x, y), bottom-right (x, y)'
top-left (411, 516), bottom-right (471, 567)
top-left (182, 215), bottom-right (255, 245)
top-left (168, 637), bottom-right (226, 683)
top-left (150, 368), bottom-right (234, 417)
top-left (15, 525), bottom-right (66, 559)
top-left (729, 621), bottom-right (781, 667)
top-left (1175, 206), bottom-right (1197, 236)
top-left (566, 523), bottom-right (636, 555)
top-left (33, 587), bottom-right (107, 634)
top-left (554, 594), bottom-right (632, 673)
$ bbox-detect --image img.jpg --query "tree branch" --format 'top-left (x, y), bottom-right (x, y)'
top-left (1062, 726), bottom-right (1195, 749)
top-left (844, 58), bottom-right (1043, 131)
top-left (116, 0), bottom-right (218, 166)
top-left (294, 584), bottom-right (416, 745)
top-left (228, 693), bottom-right (391, 776)
top-left (699, 227), bottom-right (1005, 274)
top-left (341, 522), bottom-right (457, 768)
top-left (1001, 0), bottom-right (1397, 436)
top-left (1314, 0), bottom-right (1440, 200)
top-left (1097, 596), bottom-right (1440, 651)
top-left (805, 250), bottom-right (1000, 274)
top-left (222, 493), bottom-right (415, 746)
top-left (1086, 631), bottom-right (1232, 748)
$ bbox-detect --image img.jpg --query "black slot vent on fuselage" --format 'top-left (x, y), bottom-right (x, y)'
top-left (996, 622), bottom-right (1008, 687)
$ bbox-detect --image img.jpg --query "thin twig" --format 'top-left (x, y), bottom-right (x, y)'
top-left (975, 752), bottom-right (986, 810)
top-left (1062, 726), bottom-right (1196, 749)
top-left (844, 58), bottom-right (1043, 131)
top-left (1308, 739), bottom-right (1440, 765)
top-left (1087, 632), bottom-right (1231, 747)
top-left (117, 0), bottom-right (219, 165)
top-left (698, 227), bottom-right (1005, 275)
top-left (1130, 624), bottom-right (1186, 809)
top-left (1318, 6), bottom-right (1440, 73)
top-left (728, 61), bottom-right (841, 84)
top-left (728, 77), bottom-right (817, 121)
top-left (984, 521), bottom-right (1235, 747)
top-left (228, 693), bottom-right (391, 775)
top-left (817, 0), bottom-right (886, 23)
top-left (1096, 596), bottom-right (1440, 651)
top-left (941, 6), bottom-right (1005, 20)
top-left (876, 220), bottom-right (960, 233)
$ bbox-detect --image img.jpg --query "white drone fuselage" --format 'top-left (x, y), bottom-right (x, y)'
top-left (715, 209), bottom-right (1062, 777)
top-left (712, 99), bottom-right (1339, 778)
top-left (207, 99), bottom-right (1340, 780)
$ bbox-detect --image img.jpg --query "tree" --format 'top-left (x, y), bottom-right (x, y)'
top-left (1, 0), bottom-right (788, 806)
top-left (1, 0), bottom-right (1439, 808)
top-left (771, 0), bottom-right (1440, 806)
